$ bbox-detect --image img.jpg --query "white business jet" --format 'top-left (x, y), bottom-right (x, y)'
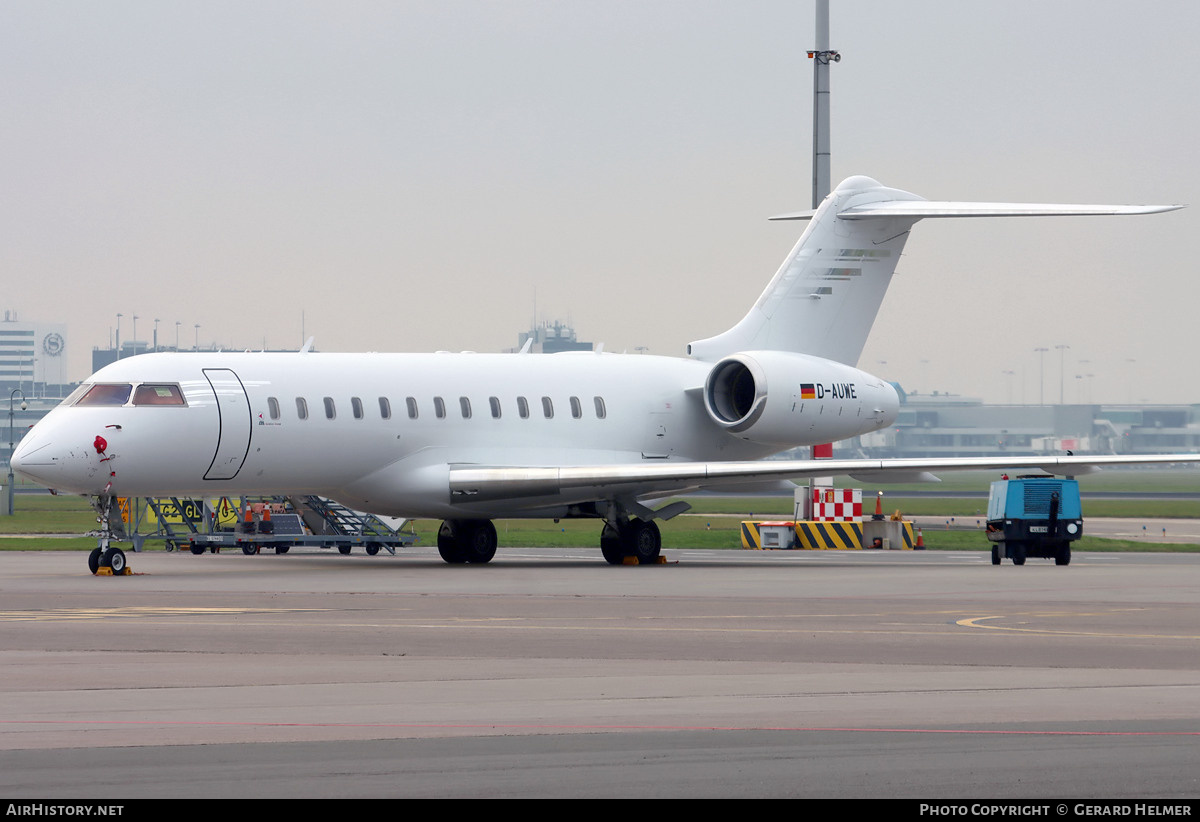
top-left (12, 176), bottom-right (1195, 573)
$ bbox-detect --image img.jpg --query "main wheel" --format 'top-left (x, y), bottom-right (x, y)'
top-left (88, 547), bottom-right (102, 575)
top-left (462, 520), bottom-right (497, 564)
top-left (623, 519), bottom-right (661, 564)
top-left (600, 524), bottom-right (624, 565)
top-left (437, 521), bottom-right (467, 564)
top-left (102, 547), bottom-right (127, 575)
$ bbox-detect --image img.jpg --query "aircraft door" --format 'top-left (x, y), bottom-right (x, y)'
top-left (642, 408), bottom-right (675, 458)
top-left (203, 368), bottom-right (252, 481)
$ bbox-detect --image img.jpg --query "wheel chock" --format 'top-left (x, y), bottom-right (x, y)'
top-left (95, 566), bottom-right (130, 576)
top-left (622, 556), bottom-right (639, 565)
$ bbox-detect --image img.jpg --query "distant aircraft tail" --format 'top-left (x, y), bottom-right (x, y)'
top-left (687, 175), bottom-right (1181, 366)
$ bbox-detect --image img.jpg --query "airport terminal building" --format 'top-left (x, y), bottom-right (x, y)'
top-left (851, 389), bottom-right (1200, 459)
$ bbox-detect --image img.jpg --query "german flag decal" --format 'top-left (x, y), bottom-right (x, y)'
top-left (800, 384), bottom-right (816, 399)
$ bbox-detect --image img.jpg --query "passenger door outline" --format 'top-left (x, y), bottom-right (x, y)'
top-left (203, 368), bottom-right (252, 481)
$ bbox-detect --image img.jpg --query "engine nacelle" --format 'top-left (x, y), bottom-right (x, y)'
top-left (703, 351), bottom-right (899, 447)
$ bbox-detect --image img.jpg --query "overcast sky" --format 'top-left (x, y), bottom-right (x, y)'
top-left (3, 0), bottom-right (1198, 404)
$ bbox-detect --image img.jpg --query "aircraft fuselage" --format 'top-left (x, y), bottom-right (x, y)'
top-left (14, 350), bottom-right (898, 519)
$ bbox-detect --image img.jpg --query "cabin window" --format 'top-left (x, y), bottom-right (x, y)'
top-left (268, 397), bottom-right (280, 420)
top-left (296, 398), bottom-right (309, 420)
top-left (460, 397), bottom-right (472, 419)
top-left (406, 397), bottom-right (418, 419)
top-left (594, 396), bottom-right (606, 419)
top-left (350, 397), bottom-right (363, 419)
top-left (133, 384), bottom-right (186, 406)
top-left (323, 397), bottom-right (336, 419)
top-left (434, 396), bottom-right (446, 419)
top-left (517, 396), bottom-right (529, 419)
top-left (489, 397), bottom-right (502, 419)
top-left (76, 384), bottom-right (132, 406)
top-left (541, 396), bottom-right (554, 418)
top-left (570, 396), bottom-right (582, 419)
top-left (379, 397), bottom-right (391, 419)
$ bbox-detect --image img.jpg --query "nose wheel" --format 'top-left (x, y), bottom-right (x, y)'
top-left (87, 494), bottom-right (129, 576)
top-left (88, 545), bottom-right (128, 575)
top-left (103, 547), bottom-right (127, 574)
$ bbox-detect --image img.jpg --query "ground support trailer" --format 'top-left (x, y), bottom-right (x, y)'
top-left (985, 476), bottom-right (1081, 566)
top-left (127, 496), bottom-right (415, 558)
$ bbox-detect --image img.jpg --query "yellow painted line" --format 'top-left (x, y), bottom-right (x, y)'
top-left (0, 606), bottom-right (335, 621)
top-left (957, 615), bottom-right (1200, 640)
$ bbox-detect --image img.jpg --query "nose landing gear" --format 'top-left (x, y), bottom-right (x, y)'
top-left (88, 494), bottom-right (130, 576)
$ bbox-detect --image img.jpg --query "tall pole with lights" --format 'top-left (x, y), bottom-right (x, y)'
top-left (808, 0), bottom-right (839, 209)
top-left (1056, 344), bottom-right (1070, 405)
top-left (6, 389), bottom-right (27, 516)
top-left (804, 0), bottom-right (840, 516)
top-left (1034, 347), bottom-right (1048, 406)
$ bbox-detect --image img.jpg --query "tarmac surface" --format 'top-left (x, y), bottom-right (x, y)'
top-left (2, 546), bottom-right (1199, 798)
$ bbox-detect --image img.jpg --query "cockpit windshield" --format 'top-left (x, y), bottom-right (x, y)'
top-left (71, 383), bottom-right (186, 407)
top-left (133, 384), bottom-right (186, 406)
top-left (74, 384), bottom-right (132, 406)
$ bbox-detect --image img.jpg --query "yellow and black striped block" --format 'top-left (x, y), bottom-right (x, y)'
top-left (740, 521), bottom-right (798, 550)
top-left (795, 521), bottom-right (863, 550)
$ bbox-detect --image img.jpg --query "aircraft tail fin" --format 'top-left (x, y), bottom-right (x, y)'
top-left (687, 175), bottom-right (1182, 365)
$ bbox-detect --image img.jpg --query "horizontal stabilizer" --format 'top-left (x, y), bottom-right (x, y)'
top-left (767, 210), bottom-right (817, 222)
top-left (837, 201), bottom-right (1184, 220)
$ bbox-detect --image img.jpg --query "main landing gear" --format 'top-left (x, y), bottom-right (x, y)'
top-left (600, 519), bottom-right (661, 565)
top-left (433, 516), bottom-right (664, 566)
top-left (437, 519), bottom-right (498, 564)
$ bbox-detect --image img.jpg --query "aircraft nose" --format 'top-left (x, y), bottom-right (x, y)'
top-left (10, 431), bottom-right (61, 487)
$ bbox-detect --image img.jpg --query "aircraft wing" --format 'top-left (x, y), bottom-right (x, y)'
top-left (448, 454), bottom-right (1200, 503)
